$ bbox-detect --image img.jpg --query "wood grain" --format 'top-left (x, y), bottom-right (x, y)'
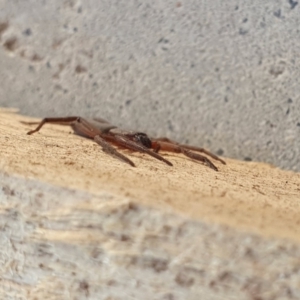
top-left (1, 108), bottom-right (300, 241)
top-left (0, 108), bottom-right (300, 299)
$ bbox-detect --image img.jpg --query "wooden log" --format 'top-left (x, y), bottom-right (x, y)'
top-left (0, 108), bottom-right (299, 299)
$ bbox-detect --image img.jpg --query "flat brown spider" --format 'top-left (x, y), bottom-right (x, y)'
top-left (22, 117), bottom-right (226, 171)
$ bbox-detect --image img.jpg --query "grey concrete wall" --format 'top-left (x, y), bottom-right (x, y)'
top-left (0, 0), bottom-right (299, 171)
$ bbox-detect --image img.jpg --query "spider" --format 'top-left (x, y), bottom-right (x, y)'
top-left (23, 116), bottom-right (226, 171)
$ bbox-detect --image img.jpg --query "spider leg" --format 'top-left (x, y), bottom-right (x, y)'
top-left (152, 141), bottom-right (219, 171)
top-left (107, 134), bottom-right (173, 166)
top-left (23, 116), bottom-right (106, 139)
top-left (154, 137), bottom-right (226, 165)
top-left (181, 149), bottom-right (218, 171)
top-left (178, 144), bottom-right (225, 165)
top-left (24, 117), bottom-right (135, 166)
top-left (23, 117), bottom-right (80, 135)
top-left (94, 135), bottom-right (135, 167)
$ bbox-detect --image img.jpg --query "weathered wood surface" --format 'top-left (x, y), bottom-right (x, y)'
top-left (0, 108), bottom-right (300, 300)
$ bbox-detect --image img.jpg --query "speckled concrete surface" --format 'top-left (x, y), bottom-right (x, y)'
top-left (0, 0), bottom-right (299, 171)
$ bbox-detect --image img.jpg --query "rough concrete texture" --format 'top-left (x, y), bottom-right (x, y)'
top-left (0, 0), bottom-right (299, 171)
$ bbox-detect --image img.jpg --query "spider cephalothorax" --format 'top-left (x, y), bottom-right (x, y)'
top-left (132, 132), bottom-right (152, 149)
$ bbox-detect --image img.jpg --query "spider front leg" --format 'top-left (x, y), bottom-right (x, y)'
top-left (152, 140), bottom-right (220, 171)
top-left (154, 137), bottom-right (226, 165)
top-left (103, 134), bottom-right (173, 166)
top-left (94, 135), bottom-right (135, 167)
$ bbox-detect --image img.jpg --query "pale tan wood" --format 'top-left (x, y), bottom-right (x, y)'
top-left (0, 108), bottom-right (300, 299)
top-left (1, 108), bottom-right (299, 241)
